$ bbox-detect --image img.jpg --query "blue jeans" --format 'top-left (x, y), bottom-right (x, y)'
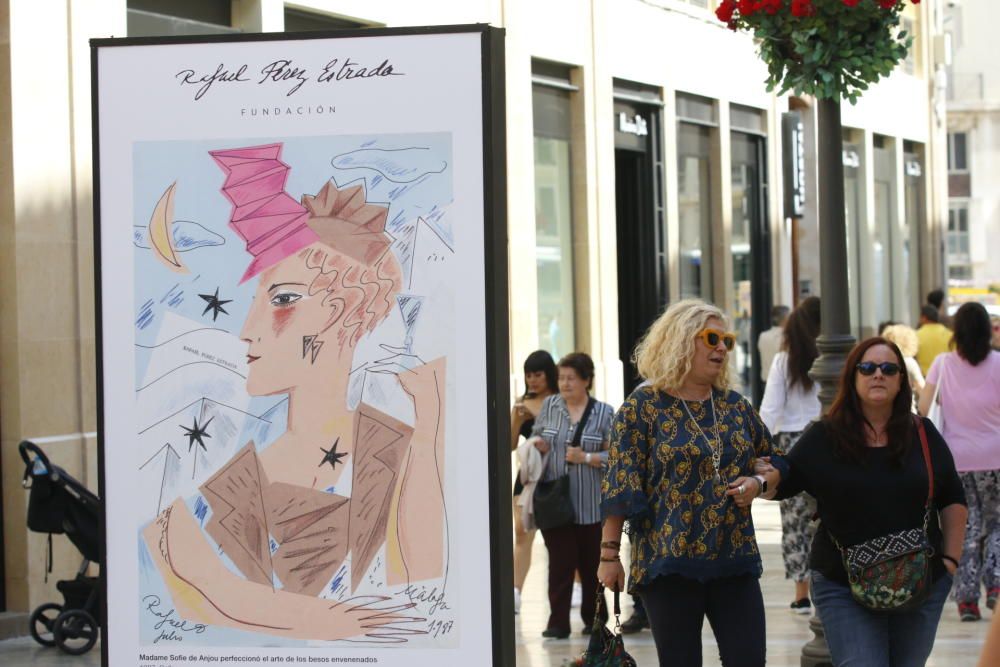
top-left (811, 570), bottom-right (953, 667)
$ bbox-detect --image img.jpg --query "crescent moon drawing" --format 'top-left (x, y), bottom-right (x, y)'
top-left (148, 182), bottom-right (188, 273)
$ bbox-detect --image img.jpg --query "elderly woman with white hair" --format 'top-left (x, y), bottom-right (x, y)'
top-left (598, 299), bottom-right (784, 667)
top-left (881, 323), bottom-right (925, 406)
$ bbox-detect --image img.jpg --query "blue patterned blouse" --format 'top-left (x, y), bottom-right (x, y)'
top-left (601, 386), bottom-right (786, 589)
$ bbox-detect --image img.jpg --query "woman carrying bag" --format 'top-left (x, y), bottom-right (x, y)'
top-left (528, 352), bottom-right (614, 639)
top-left (769, 337), bottom-right (967, 666)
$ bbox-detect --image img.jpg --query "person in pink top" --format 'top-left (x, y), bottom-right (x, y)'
top-left (920, 302), bottom-right (1000, 622)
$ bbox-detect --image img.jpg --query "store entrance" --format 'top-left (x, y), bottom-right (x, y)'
top-left (730, 131), bottom-right (771, 404)
top-left (614, 97), bottom-right (664, 395)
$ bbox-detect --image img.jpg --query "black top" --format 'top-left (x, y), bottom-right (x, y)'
top-left (774, 418), bottom-right (966, 585)
top-left (512, 418), bottom-right (535, 496)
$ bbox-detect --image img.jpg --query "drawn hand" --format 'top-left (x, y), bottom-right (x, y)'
top-left (326, 596), bottom-right (428, 644)
top-left (366, 344), bottom-right (427, 378)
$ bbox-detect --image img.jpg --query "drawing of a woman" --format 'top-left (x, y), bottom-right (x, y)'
top-left (142, 143), bottom-right (446, 642)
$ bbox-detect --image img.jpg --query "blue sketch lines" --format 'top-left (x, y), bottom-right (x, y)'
top-left (331, 146), bottom-right (447, 184)
top-left (134, 221), bottom-right (226, 253)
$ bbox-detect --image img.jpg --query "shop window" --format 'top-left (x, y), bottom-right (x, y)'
top-left (127, 0), bottom-right (238, 36)
top-left (284, 9), bottom-right (369, 31)
top-left (533, 63), bottom-right (579, 359)
top-left (676, 93), bottom-right (717, 301)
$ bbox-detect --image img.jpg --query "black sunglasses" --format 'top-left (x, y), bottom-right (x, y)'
top-left (856, 361), bottom-right (901, 376)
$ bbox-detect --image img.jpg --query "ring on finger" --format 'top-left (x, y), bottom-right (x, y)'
top-left (738, 484), bottom-right (745, 495)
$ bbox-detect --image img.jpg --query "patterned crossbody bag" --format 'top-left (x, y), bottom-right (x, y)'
top-left (829, 416), bottom-right (936, 613)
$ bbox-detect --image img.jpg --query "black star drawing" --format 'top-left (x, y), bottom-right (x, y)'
top-left (199, 287), bottom-right (232, 322)
top-left (181, 416), bottom-right (214, 452)
top-left (318, 438), bottom-right (348, 471)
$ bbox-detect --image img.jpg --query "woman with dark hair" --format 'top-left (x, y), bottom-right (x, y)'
top-left (529, 352), bottom-right (614, 638)
top-left (769, 337), bottom-right (967, 665)
top-left (920, 302), bottom-right (1000, 621)
top-left (759, 296), bottom-right (821, 613)
top-left (510, 350), bottom-right (558, 614)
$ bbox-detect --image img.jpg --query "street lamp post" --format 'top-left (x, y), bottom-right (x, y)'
top-left (802, 96), bottom-right (856, 667)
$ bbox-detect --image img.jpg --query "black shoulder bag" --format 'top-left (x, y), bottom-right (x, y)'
top-left (533, 398), bottom-right (595, 531)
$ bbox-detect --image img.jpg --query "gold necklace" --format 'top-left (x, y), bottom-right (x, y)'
top-left (679, 393), bottom-right (724, 485)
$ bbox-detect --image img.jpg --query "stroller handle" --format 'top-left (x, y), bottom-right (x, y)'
top-left (19, 440), bottom-right (53, 476)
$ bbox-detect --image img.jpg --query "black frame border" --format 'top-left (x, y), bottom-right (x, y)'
top-left (90, 23), bottom-right (512, 666)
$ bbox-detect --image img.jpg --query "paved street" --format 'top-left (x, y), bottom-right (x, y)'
top-left (0, 502), bottom-right (990, 665)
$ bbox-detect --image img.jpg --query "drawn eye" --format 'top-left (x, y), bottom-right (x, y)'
top-left (270, 291), bottom-right (302, 307)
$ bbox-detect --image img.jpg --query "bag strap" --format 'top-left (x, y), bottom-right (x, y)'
top-left (572, 398), bottom-right (596, 446)
top-left (829, 418), bottom-right (935, 552)
top-left (914, 415), bottom-right (934, 531)
top-left (593, 584), bottom-right (623, 633)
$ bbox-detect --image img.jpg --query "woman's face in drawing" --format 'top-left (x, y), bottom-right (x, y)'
top-left (240, 244), bottom-right (343, 396)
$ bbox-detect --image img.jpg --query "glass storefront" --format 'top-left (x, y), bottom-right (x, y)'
top-left (730, 128), bottom-right (768, 403)
top-left (871, 137), bottom-right (895, 331)
top-left (843, 136), bottom-right (863, 337)
top-left (677, 123), bottom-right (713, 299)
top-left (533, 83), bottom-right (576, 359)
top-left (901, 144), bottom-right (924, 325)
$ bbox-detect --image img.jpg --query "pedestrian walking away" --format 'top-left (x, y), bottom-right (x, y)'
top-left (599, 299), bottom-right (784, 667)
top-left (881, 324), bottom-right (925, 413)
top-left (758, 296), bottom-right (821, 614)
top-left (528, 352), bottom-right (614, 639)
top-left (919, 302), bottom-right (1000, 622)
top-left (510, 350), bottom-right (558, 615)
top-left (916, 304), bottom-right (952, 377)
top-left (766, 337), bottom-right (967, 667)
top-left (758, 304), bottom-right (790, 389)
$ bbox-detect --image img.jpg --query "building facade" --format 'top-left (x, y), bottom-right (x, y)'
top-left (0, 0), bottom-right (949, 614)
top-left (944, 0), bottom-right (1000, 300)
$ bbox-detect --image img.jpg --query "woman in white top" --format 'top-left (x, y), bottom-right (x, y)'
top-left (758, 296), bottom-right (822, 613)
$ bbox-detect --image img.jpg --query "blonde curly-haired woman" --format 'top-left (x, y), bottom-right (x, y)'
top-left (598, 299), bottom-right (784, 667)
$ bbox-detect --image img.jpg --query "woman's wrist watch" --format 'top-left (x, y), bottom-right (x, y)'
top-left (753, 474), bottom-right (768, 495)
top-left (585, 452), bottom-right (592, 464)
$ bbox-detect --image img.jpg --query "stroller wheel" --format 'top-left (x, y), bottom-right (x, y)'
top-left (53, 609), bottom-right (99, 655)
top-left (29, 602), bottom-right (63, 647)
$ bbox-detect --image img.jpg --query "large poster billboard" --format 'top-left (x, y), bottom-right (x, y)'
top-left (92, 25), bottom-right (509, 667)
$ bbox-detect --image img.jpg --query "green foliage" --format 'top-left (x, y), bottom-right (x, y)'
top-left (724, 1), bottom-right (915, 104)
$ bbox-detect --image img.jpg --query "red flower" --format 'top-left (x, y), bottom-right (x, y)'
top-left (790, 0), bottom-right (814, 17)
top-left (841, 0), bottom-right (862, 6)
top-left (715, 0), bottom-right (736, 22)
top-left (759, 0), bottom-right (782, 14)
top-left (878, 0), bottom-right (897, 8)
top-left (739, 0), bottom-right (757, 16)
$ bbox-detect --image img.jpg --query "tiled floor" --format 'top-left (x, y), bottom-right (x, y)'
top-left (0, 502), bottom-right (991, 665)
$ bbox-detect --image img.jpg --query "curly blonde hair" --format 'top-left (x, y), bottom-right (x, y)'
top-left (633, 299), bottom-right (731, 392)
top-left (881, 323), bottom-right (919, 358)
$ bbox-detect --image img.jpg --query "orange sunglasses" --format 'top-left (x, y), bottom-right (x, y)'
top-left (697, 328), bottom-right (737, 351)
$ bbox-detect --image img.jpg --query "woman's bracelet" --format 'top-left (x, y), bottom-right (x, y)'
top-left (600, 556), bottom-right (620, 563)
top-left (941, 554), bottom-right (959, 568)
top-left (600, 541), bottom-right (621, 550)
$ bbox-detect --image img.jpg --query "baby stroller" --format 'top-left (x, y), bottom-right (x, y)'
top-left (19, 440), bottom-right (102, 655)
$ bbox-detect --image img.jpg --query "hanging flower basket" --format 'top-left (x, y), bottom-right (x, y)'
top-left (716, 0), bottom-right (920, 103)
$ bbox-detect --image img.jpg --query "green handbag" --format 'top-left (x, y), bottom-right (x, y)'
top-left (571, 586), bottom-right (636, 667)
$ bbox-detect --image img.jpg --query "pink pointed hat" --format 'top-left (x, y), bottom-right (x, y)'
top-left (210, 143), bottom-right (319, 283)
